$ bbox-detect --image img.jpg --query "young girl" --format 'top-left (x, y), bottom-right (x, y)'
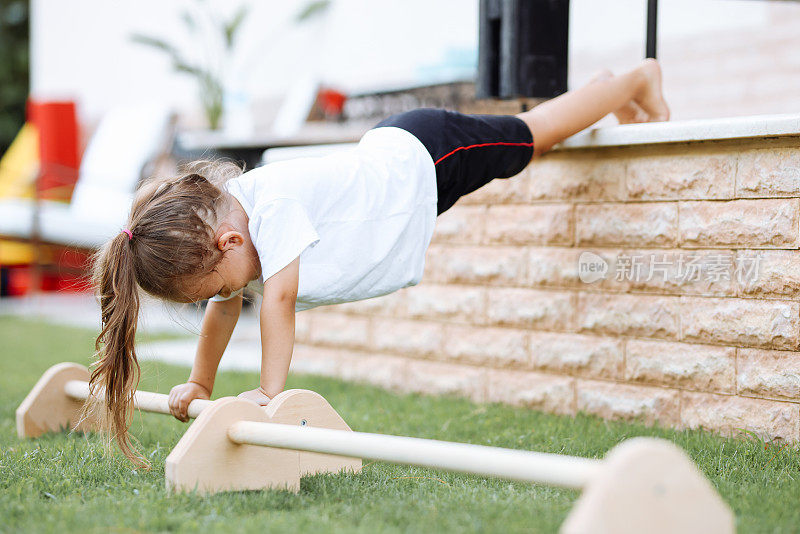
top-left (90, 59), bottom-right (669, 466)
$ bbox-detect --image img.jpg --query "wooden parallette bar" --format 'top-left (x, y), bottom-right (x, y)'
top-left (16, 362), bottom-right (362, 479)
top-left (17, 363), bottom-right (735, 534)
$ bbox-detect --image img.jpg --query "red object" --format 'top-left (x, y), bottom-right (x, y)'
top-left (40, 270), bottom-right (92, 293)
top-left (318, 88), bottom-right (347, 116)
top-left (4, 265), bottom-right (32, 296)
top-left (2, 100), bottom-right (89, 298)
top-left (1, 247), bottom-right (92, 297)
top-left (46, 248), bottom-right (93, 293)
top-left (26, 99), bottom-right (81, 201)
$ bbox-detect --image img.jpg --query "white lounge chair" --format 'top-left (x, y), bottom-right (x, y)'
top-left (0, 104), bottom-right (174, 250)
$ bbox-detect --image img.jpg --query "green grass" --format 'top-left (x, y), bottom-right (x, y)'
top-left (1, 316), bottom-right (799, 533)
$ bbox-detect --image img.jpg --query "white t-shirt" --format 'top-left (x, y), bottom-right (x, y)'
top-left (209, 126), bottom-right (438, 312)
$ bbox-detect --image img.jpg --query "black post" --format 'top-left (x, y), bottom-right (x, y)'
top-left (477, 0), bottom-right (569, 100)
top-left (477, 0), bottom-right (503, 99)
top-left (646, 0), bottom-right (658, 58)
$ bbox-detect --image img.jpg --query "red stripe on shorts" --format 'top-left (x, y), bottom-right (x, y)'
top-left (433, 141), bottom-right (535, 166)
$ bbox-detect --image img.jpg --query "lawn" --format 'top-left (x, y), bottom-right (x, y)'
top-left (1, 316), bottom-right (799, 533)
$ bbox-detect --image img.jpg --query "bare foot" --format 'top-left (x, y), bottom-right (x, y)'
top-left (632, 59), bottom-right (670, 122)
top-left (588, 69), bottom-right (649, 124)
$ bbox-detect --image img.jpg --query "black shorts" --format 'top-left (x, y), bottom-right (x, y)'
top-left (373, 108), bottom-right (534, 215)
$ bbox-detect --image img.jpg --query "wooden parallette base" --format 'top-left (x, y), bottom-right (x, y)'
top-left (16, 362), bottom-right (97, 438)
top-left (561, 437), bottom-right (734, 534)
top-left (166, 394), bottom-right (363, 494)
top-left (16, 362), bottom-right (362, 492)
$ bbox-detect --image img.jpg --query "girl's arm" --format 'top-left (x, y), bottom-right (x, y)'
top-left (242, 256), bottom-right (300, 401)
top-left (190, 295), bottom-right (243, 390)
top-left (168, 294), bottom-right (243, 421)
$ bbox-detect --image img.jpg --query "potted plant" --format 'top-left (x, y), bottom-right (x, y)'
top-left (130, 0), bottom-right (248, 130)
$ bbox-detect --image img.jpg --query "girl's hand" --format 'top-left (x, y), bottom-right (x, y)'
top-left (168, 381), bottom-right (211, 422)
top-left (237, 387), bottom-right (272, 406)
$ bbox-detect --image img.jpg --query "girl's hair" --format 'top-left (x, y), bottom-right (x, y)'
top-left (83, 159), bottom-right (243, 467)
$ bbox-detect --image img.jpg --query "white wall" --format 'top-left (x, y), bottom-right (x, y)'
top-left (31, 0), bottom-right (785, 129)
top-left (30, 0), bottom-right (478, 127)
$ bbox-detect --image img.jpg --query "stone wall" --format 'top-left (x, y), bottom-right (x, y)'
top-left (289, 125), bottom-right (800, 444)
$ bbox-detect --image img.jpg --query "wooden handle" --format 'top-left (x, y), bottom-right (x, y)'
top-left (64, 380), bottom-right (214, 420)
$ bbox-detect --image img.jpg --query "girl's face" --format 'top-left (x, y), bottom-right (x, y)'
top-left (182, 230), bottom-right (261, 303)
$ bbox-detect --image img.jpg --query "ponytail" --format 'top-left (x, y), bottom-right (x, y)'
top-left (80, 159), bottom-right (243, 466)
top-left (83, 230), bottom-right (148, 468)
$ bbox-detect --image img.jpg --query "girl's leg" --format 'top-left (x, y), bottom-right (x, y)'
top-left (518, 58), bottom-right (670, 157)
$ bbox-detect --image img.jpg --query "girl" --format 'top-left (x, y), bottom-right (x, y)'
top-left (89, 59), bottom-right (669, 466)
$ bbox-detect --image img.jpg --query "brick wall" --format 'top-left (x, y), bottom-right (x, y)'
top-left (290, 134), bottom-right (800, 443)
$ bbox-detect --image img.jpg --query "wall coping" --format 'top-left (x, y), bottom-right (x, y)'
top-left (553, 112), bottom-right (800, 150)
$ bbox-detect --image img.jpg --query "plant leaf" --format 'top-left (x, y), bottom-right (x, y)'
top-left (173, 61), bottom-right (204, 78)
top-left (131, 32), bottom-right (203, 81)
top-left (295, 0), bottom-right (330, 23)
top-left (223, 5), bottom-right (248, 48)
top-left (181, 11), bottom-right (197, 33)
top-left (129, 33), bottom-right (178, 56)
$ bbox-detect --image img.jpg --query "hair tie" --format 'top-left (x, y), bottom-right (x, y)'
top-left (121, 229), bottom-right (133, 241)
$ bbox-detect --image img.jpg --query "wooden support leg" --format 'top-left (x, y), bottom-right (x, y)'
top-left (165, 390), bottom-right (362, 494)
top-left (560, 437), bottom-right (735, 534)
top-left (165, 397), bottom-right (301, 494)
top-left (18, 364), bottom-right (360, 490)
top-left (16, 362), bottom-right (99, 438)
top-left (266, 389), bottom-right (362, 477)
